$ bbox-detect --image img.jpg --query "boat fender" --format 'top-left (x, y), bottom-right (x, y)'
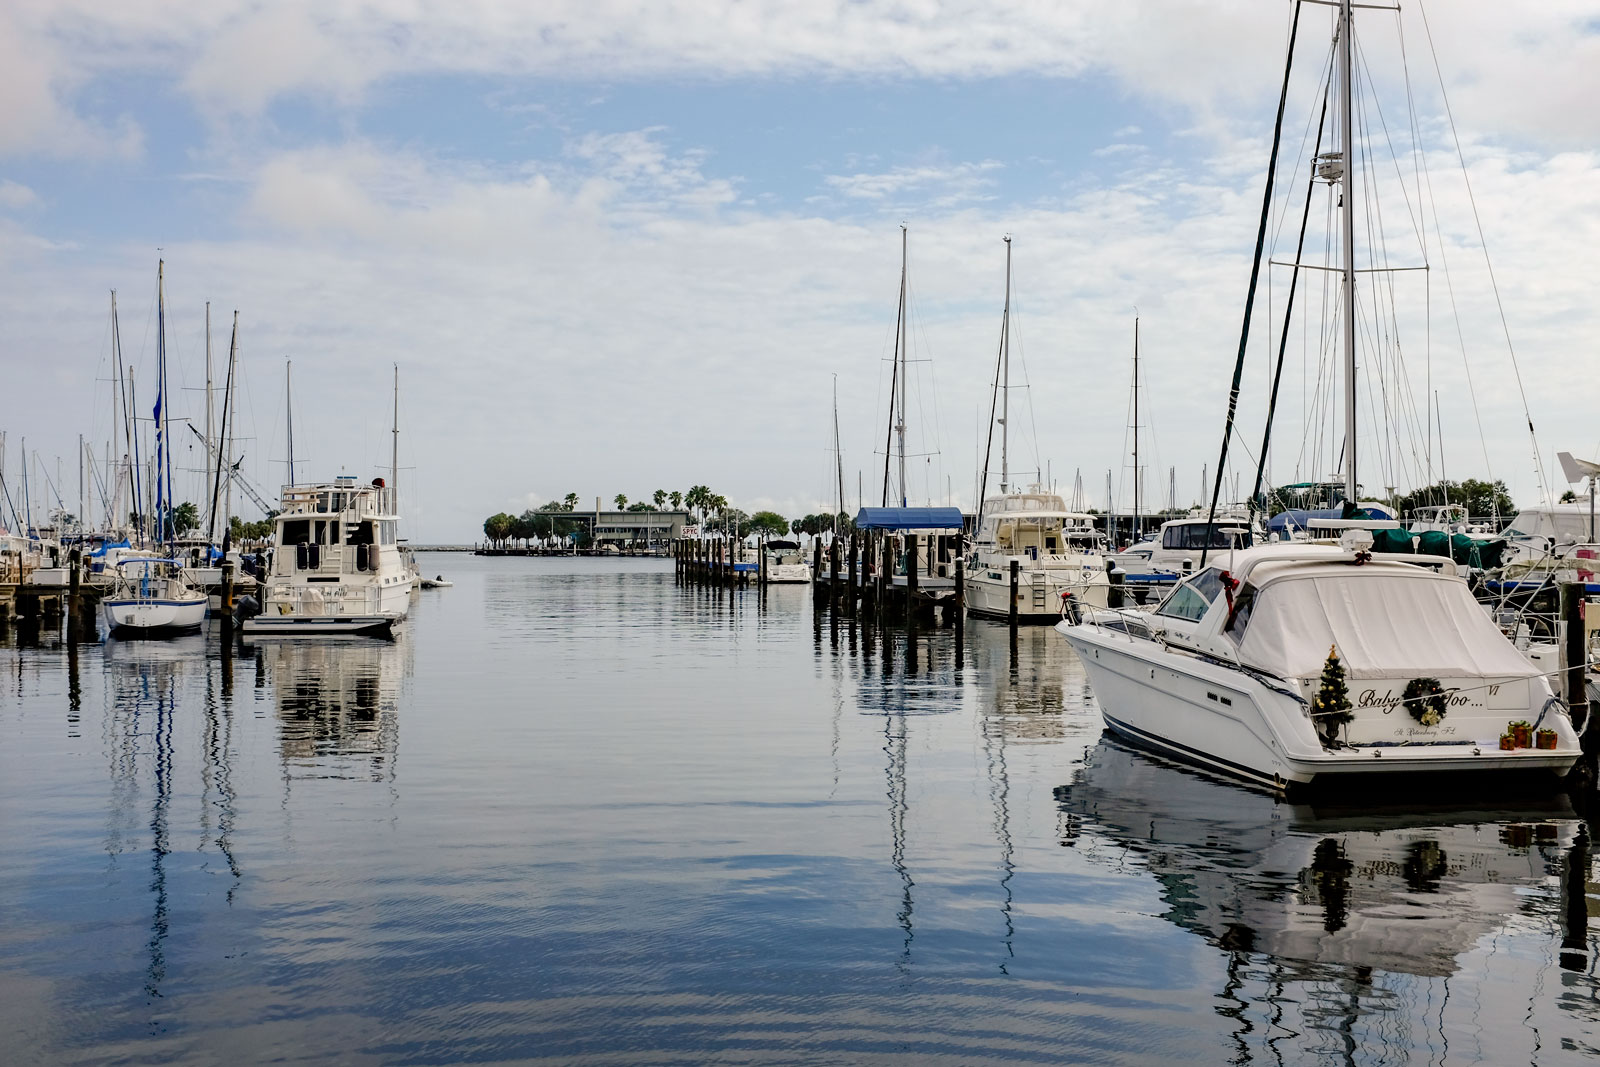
top-left (356, 543), bottom-right (370, 572)
top-left (308, 543), bottom-right (321, 570)
top-left (296, 542), bottom-right (309, 570)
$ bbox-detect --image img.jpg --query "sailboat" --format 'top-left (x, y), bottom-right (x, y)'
top-left (102, 261), bottom-right (209, 635)
top-left (1054, 0), bottom-right (1580, 791)
top-left (966, 236), bottom-right (1108, 622)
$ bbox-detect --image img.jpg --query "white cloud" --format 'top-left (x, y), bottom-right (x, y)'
top-left (0, 181), bottom-right (40, 209)
top-left (823, 161), bottom-right (1003, 208)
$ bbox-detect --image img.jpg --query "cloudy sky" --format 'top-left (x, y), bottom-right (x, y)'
top-left (2, 0), bottom-right (1598, 542)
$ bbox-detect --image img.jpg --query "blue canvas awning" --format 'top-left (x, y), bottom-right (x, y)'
top-left (854, 507), bottom-right (965, 531)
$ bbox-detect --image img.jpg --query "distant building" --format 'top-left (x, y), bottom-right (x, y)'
top-left (590, 510), bottom-right (689, 547)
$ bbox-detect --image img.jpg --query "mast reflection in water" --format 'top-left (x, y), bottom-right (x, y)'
top-left (0, 556), bottom-right (1596, 1064)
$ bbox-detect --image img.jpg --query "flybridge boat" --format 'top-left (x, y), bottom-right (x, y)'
top-left (1057, 531), bottom-right (1581, 792)
top-left (101, 557), bottom-right (209, 635)
top-left (966, 491), bottom-right (1109, 621)
top-left (242, 476), bottom-right (410, 636)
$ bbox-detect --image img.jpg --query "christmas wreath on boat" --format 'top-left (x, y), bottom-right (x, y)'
top-left (1403, 677), bottom-right (1449, 727)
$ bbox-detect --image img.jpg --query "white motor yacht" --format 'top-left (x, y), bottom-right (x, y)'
top-left (101, 557), bottom-right (209, 635)
top-left (1058, 532), bottom-right (1580, 791)
top-left (966, 491), bottom-right (1109, 621)
top-left (243, 476), bottom-right (410, 636)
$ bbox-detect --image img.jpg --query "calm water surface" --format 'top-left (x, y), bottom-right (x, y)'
top-left (2, 555), bottom-right (1598, 1064)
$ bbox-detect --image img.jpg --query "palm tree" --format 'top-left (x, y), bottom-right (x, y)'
top-left (669, 490), bottom-right (683, 511)
top-left (654, 489), bottom-right (668, 510)
top-left (563, 492), bottom-right (579, 511)
top-left (614, 493), bottom-right (628, 510)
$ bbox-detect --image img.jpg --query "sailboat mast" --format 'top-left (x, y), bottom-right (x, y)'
top-left (204, 302), bottom-right (214, 536)
top-left (223, 312), bottom-right (238, 529)
top-left (391, 363), bottom-right (399, 514)
top-left (1338, 0), bottom-right (1358, 506)
top-left (896, 224), bottom-right (908, 507)
top-left (1000, 235), bottom-right (1011, 494)
top-left (1132, 314), bottom-right (1140, 539)
top-left (833, 375), bottom-right (845, 535)
top-left (110, 289), bottom-right (128, 531)
top-left (157, 259), bottom-right (170, 547)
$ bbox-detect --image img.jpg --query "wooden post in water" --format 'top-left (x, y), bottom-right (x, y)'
top-left (1008, 558), bottom-right (1019, 630)
top-left (1562, 581), bottom-right (1587, 713)
top-left (877, 534), bottom-right (890, 616)
top-left (1106, 558), bottom-right (1124, 610)
top-left (813, 538), bottom-right (824, 604)
top-left (67, 547), bottom-right (81, 628)
top-left (955, 556), bottom-right (965, 629)
top-left (758, 537), bottom-right (767, 586)
top-left (828, 537), bottom-right (840, 608)
top-left (220, 560), bottom-right (235, 637)
top-left (847, 531), bottom-right (859, 614)
top-left (906, 534), bottom-right (919, 625)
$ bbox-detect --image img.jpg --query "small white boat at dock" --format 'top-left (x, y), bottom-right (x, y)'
top-left (101, 557), bottom-right (209, 635)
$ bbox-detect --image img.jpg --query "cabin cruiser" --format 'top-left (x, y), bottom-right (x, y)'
top-left (101, 557), bottom-right (209, 635)
top-left (763, 539), bottom-right (810, 583)
top-left (1111, 508), bottom-right (1258, 588)
top-left (242, 476), bottom-right (410, 636)
top-left (965, 491), bottom-right (1109, 621)
top-left (1056, 529), bottom-right (1581, 792)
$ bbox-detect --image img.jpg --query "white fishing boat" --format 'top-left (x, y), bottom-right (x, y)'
top-left (242, 476), bottom-right (411, 636)
top-left (101, 557), bottom-right (208, 634)
top-left (762, 539), bottom-right (810, 583)
top-left (1055, 0), bottom-right (1582, 792)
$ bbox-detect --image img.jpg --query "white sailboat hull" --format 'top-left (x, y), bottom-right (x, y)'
top-left (765, 563), bottom-right (810, 584)
top-left (1058, 620), bottom-right (1581, 790)
top-left (102, 596), bottom-right (208, 634)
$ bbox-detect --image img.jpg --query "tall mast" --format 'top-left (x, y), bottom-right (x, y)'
top-left (833, 374), bottom-right (845, 536)
top-left (1000, 234), bottom-right (1011, 494)
top-left (110, 290), bottom-right (125, 530)
top-left (77, 434), bottom-right (84, 533)
top-left (156, 259), bottom-right (170, 547)
top-left (204, 301), bottom-right (214, 535)
top-left (208, 312), bottom-right (239, 544)
top-left (391, 363), bottom-right (400, 513)
top-left (896, 224), bottom-right (908, 507)
top-left (223, 312), bottom-right (238, 530)
top-left (1132, 314), bottom-right (1140, 539)
top-left (1339, 0), bottom-right (1358, 506)
top-left (285, 358), bottom-right (296, 486)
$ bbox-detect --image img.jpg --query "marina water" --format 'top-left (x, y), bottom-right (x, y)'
top-left (3, 555), bottom-right (1597, 1063)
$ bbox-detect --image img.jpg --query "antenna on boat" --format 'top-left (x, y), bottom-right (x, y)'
top-left (1131, 308), bottom-right (1139, 543)
top-left (391, 363), bottom-right (400, 515)
top-left (285, 358), bottom-right (296, 486)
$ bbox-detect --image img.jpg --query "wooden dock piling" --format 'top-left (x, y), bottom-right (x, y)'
top-left (1008, 559), bottom-right (1019, 630)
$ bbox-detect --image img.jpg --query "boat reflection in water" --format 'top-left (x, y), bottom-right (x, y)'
top-left (1058, 739), bottom-right (1586, 976)
top-left (248, 637), bottom-right (409, 781)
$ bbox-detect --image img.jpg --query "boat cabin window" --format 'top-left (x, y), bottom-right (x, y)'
top-left (380, 520), bottom-right (397, 545)
top-left (281, 518), bottom-right (311, 545)
top-left (1155, 568), bottom-right (1226, 623)
top-left (345, 521), bottom-right (376, 546)
top-left (1161, 523), bottom-right (1254, 551)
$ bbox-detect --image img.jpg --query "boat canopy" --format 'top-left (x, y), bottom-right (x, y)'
top-left (1234, 564), bottom-right (1539, 681)
top-left (1504, 506), bottom-right (1595, 545)
top-left (854, 507), bottom-right (965, 531)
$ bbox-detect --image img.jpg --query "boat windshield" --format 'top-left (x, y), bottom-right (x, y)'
top-left (1155, 567), bottom-right (1227, 622)
top-left (1161, 523), bottom-right (1253, 550)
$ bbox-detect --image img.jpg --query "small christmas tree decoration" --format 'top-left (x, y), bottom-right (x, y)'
top-left (1313, 644), bottom-right (1354, 742)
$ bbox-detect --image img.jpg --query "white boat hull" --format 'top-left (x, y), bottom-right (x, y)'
top-left (1058, 621), bottom-right (1581, 791)
top-left (242, 613), bottom-right (399, 636)
top-left (765, 563), bottom-right (810, 584)
top-left (966, 566), bottom-right (1109, 622)
top-left (102, 596), bottom-right (208, 634)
